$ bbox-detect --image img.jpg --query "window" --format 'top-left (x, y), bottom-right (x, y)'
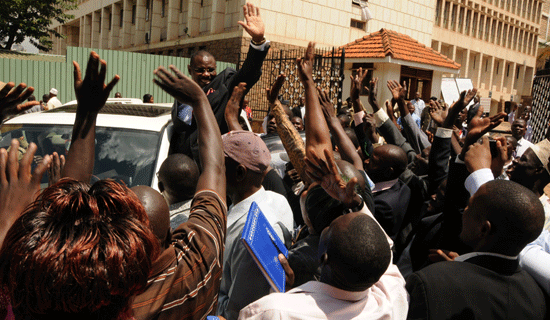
top-left (506, 64), bottom-right (510, 77)
top-left (162, 0), bottom-right (166, 17)
top-left (99, 15), bottom-right (102, 33)
top-left (350, 19), bottom-right (366, 30)
top-left (120, 9), bottom-right (124, 27)
top-left (132, 5), bottom-right (136, 24)
top-left (435, 0), bottom-right (442, 24)
top-left (516, 66), bottom-right (520, 79)
top-left (180, 0), bottom-right (184, 12)
top-left (146, 0), bottom-right (150, 21)
top-left (465, 10), bottom-right (471, 35)
top-left (108, 12), bottom-right (112, 31)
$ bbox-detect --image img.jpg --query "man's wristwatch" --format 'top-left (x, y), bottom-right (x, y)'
top-left (251, 37), bottom-right (266, 46)
top-left (345, 194), bottom-right (364, 214)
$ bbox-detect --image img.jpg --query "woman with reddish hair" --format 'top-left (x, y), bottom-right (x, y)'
top-left (0, 178), bottom-right (160, 320)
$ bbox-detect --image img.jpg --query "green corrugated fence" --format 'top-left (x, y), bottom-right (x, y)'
top-left (0, 46), bottom-right (235, 104)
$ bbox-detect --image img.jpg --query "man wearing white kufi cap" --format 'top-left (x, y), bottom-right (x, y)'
top-left (46, 87), bottom-right (62, 110)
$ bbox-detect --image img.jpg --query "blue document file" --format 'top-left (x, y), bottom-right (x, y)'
top-left (240, 201), bottom-right (288, 292)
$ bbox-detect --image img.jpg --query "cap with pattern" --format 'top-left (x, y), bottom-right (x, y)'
top-left (222, 130), bottom-right (271, 174)
top-left (50, 88), bottom-right (58, 95)
top-left (531, 139), bottom-right (550, 174)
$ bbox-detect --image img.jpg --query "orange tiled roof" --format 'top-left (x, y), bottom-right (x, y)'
top-left (335, 28), bottom-right (460, 70)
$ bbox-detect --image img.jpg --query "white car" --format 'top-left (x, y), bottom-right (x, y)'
top-left (0, 99), bottom-right (174, 190)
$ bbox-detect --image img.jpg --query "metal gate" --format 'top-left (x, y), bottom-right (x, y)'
top-left (238, 46), bottom-right (345, 120)
top-left (530, 68), bottom-right (550, 144)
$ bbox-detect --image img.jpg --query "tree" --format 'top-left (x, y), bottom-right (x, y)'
top-left (0, 0), bottom-right (77, 52)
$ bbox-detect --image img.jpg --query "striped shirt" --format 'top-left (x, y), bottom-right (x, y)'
top-left (132, 189), bottom-right (227, 320)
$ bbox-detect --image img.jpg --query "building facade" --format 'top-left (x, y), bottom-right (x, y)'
top-left (49, 0), bottom-right (546, 112)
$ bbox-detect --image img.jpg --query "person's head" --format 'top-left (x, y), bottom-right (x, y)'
top-left (364, 144), bottom-right (408, 183)
top-left (508, 139), bottom-right (550, 194)
top-left (460, 180), bottom-right (544, 256)
top-left (0, 179), bottom-right (159, 320)
top-left (522, 105), bottom-right (532, 121)
top-left (143, 94), bottom-right (154, 103)
top-left (266, 105), bottom-right (291, 134)
top-left (49, 88), bottom-right (58, 98)
top-left (42, 93), bottom-right (50, 104)
top-left (27, 95), bottom-right (36, 102)
top-left (188, 50), bottom-right (216, 88)
top-left (505, 135), bottom-right (518, 160)
top-left (114, 92), bottom-right (122, 98)
top-left (407, 101), bottom-right (415, 114)
top-left (131, 185), bottom-right (171, 249)
top-left (337, 113), bottom-right (351, 128)
top-left (318, 212), bottom-right (391, 291)
top-left (415, 92), bottom-right (420, 100)
top-left (291, 116), bottom-right (304, 131)
top-left (511, 119), bottom-right (527, 140)
top-left (157, 153), bottom-right (200, 205)
top-left (223, 130), bottom-right (271, 202)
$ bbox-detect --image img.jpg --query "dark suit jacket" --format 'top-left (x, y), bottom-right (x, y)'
top-left (373, 179), bottom-right (411, 240)
top-left (406, 255), bottom-right (548, 320)
top-left (170, 44), bottom-right (270, 161)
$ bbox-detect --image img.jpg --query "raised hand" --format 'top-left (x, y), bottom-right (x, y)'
top-left (365, 77), bottom-right (379, 109)
top-left (266, 74), bottom-right (286, 105)
top-left (362, 113), bottom-right (380, 143)
top-left (350, 67), bottom-right (368, 100)
top-left (238, 2), bottom-right (265, 43)
top-left (0, 82), bottom-right (39, 123)
top-left (296, 42), bottom-right (315, 84)
top-left (490, 135), bottom-right (508, 178)
top-left (0, 140), bottom-right (51, 247)
top-left (225, 82), bottom-right (247, 131)
top-left (429, 100), bottom-right (446, 126)
top-left (317, 88), bottom-right (335, 119)
top-left (465, 106), bottom-right (506, 146)
top-left (464, 136), bottom-right (493, 173)
top-left (387, 80), bottom-right (407, 101)
top-left (442, 88), bottom-right (477, 128)
top-left (304, 148), bottom-right (359, 207)
top-left (73, 51), bottom-right (120, 114)
top-left (154, 65), bottom-right (207, 104)
top-left (48, 152), bottom-right (66, 186)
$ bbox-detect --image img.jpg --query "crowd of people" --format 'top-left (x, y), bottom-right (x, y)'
top-left (0, 2), bottom-right (549, 319)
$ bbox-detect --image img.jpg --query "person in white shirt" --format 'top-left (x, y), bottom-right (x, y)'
top-left (411, 92), bottom-right (425, 118)
top-left (45, 88), bottom-right (62, 110)
top-left (511, 118), bottom-right (533, 159)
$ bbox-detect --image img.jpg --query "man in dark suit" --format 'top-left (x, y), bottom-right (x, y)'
top-left (170, 2), bottom-right (270, 161)
top-left (406, 180), bottom-right (548, 320)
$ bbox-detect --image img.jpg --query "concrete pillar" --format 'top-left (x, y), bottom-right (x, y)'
top-left (499, 60), bottom-right (507, 93)
top-left (135, 0), bottom-right (147, 46)
top-left (488, 56), bottom-right (495, 92)
top-left (477, 52), bottom-right (484, 88)
top-left (110, 3), bottom-right (121, 49)
top-left (187, 0), bottom-right (201, 37)
top-left (151, 0), bottom-right (162, 42)
top-left (121, 0), bottom-right (133, 48)
top-left (99, 7), bottom-right (110, 49)
top-left (83, 14), bottom-right (92, 48)
top-left (439, 0), bottom-right (445, 27)
top-left (436, 41), bottom-right (442, 53)
top-left (91, 11), bottom-right (100, 48)
top-left (463, 48), bottom-right (470, 78)
top-left (451, 45), bottom-right (457, 62)
top-left (166, 0), bottom-right (180, 40)
top-left (510, 62), bottom-right (517, 96)
top-left (211, 0), bottom-right (226, 34)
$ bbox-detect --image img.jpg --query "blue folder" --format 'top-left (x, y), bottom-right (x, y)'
top-left (240, 201), bottom-right (288, 293)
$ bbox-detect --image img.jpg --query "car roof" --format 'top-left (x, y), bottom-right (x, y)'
top-left (5, 103), bottom-right (173, 131)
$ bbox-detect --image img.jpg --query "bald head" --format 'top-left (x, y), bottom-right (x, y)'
top-left (366, 144), bottom-right (408, 182)
top-left (131, 186), bottom-right (171, 249)
top-left (320, 212), bottom-right (391, 291)
top-left (158, 154), bottom-right (199, 205)
top-left (461, 180), bottom-right (544, 255)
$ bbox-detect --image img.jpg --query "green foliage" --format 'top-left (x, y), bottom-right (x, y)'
top-left (0, 0), bottom-right (77, 51)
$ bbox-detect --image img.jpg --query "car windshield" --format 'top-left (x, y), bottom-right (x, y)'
top-left (0, 124), bottom-right (161, 188)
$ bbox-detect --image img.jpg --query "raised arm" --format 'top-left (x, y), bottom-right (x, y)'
top-left (0, 140), bottom-right (50, 247)
top-left (350, 68), bottom-right (368, 114)
top-left (154, 65), bottom-right (225, 196)
top-left (62, 52), bottom-right (119, 182)
top-left (319, 88), bottom-right (363, 171)
top-left (0, 82), bottom-right (40, 124)
top-left (297, 42), bottom-right (332, 162)
top-left (225, 82), bottom-right (247, 131)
